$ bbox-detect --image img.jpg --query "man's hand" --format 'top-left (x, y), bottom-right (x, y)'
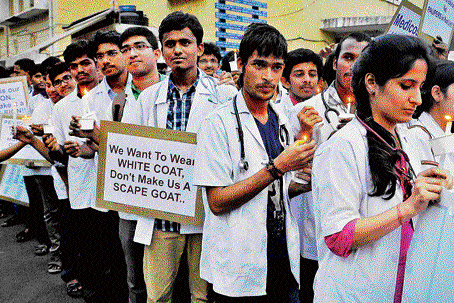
top-left (274, 140), bottom-right (316, 173)
top-left (216, 71), bottom-right (236, 87)
top-left (318, 43), bottom-right (336, 59)
top-left (13, 126), bottom-right (34, 145)
top-left (296, 106), bottom-right (323, 140)
top-left (63, 141), bottom-right (81, 158)
top-left (30, 124), bottom-right (44, 136)
top-left (432, 35), bottom-right (448, 60)
top-left (42, 134), bottom-right (60, 152)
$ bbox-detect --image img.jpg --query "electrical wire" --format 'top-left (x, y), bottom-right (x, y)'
top-left (268, 0), bottom-right (320, 18)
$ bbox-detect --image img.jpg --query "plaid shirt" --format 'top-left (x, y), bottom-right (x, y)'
top-left (154, 74), bottom-right (200, 233)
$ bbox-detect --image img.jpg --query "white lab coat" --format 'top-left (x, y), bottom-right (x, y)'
top-left (402, 113), bottom-right (454, 302)
top-left (133, 71), bottom-right (237, 244)
top-left (193, 91), bottom-right (300, 297)
top-left (312, 118), bottom-right (428, 303)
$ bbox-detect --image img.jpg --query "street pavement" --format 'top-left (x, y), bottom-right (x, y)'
top-left (0, 215), bottom-right (83, 303)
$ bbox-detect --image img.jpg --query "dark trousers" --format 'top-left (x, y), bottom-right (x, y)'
top-left (72, 208), bottom-right (128, 303)
top-left (299, 257), bottom-right (318, 303)
top-left (59, 198), bottom-right (79, 283)
top-left (23, 176), bottom-right (51, 247)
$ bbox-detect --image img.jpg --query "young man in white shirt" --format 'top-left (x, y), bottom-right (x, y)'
top-left (194, 23), bottom-right (315, 302)
top-left (133, 12), bottom-right (237, 303)
top-left (44, 41), bottom-right (128, 302)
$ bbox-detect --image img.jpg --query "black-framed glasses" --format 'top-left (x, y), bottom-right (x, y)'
top-left (95, 49), bottom-right (120, 60)
top-left (53, 74), bottom-right (72, 88)
top-left (120, 43), bottom-right (151, 54)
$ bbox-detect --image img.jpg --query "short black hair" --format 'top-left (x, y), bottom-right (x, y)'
top-left (239, 23), bottom-right (287, 65)
top-left (48, 62), bottom-right (70, 84)
top-left (333, 32), bottom-right (371, 61)
top-left (322, 52), bottom-right (336, 85)
top-left (201, 42), bottom-right (221, 63)
top-left (40, 56), bottom-right (62, 76)
top-left (282, 48), bottom-right (323, 81)
top-left (159, 11), bottom-right (203, 45)
top-left (14, 58), bottom-right (35, 73)
top-left (90, 30), bottom-right (121, 58)
top-left (63, 40), bottom-right (93, 64)
top-left (120, 26), bottom-right (159, 50)
top-left (29, 64), bottom-right (42, 77)
top-left (0, 66), bottom-right (7, 79)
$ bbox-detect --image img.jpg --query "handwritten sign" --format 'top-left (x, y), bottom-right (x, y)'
top-left (0, 164), bottom-right (29, 206)
top-left (97, 121), bottom-right (203, 226)
top-left (0, 116), bottom-right (50, 166)
top-left (419, 0), bottom-right (454, 46)
top-left (0, 77), bottom-right (29, 115)
top-left (387, 0), bottom-right (422, 36)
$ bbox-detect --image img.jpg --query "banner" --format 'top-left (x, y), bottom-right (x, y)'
top-left (0, 116), bottom-right (51, 166)
top-left (0, 164), bottom-right (29, 206)
top-left (96, 121), bottom-right (203, 226)
top-left (0, 77), bottom-right (29, 115)
top-left (387, 0), bottom-right (422, 37)
top-left (419, 0), bottom-right (454, 46)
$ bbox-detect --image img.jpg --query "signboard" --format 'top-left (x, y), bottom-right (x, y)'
top-left (419, 0), bottom-right (454, 46)
top-left (0, 116), bottom-right (51, 166)
top-left (0, 76), bottom-right (29, 116)
top-left (387, 0), bottom-right (422, 36)
top-left (96, 121), bottom-right (203, 226)
top-left (0, 164), bottom-right (29, 206)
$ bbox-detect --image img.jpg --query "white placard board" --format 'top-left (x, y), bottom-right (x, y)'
top-left (387, 0), bottom-right (422, 36)
top-left (0, 77), bottom-right (29, 115)
top-left (0, 116), bottom-right (50, 166)
top-left (97, 121), bottom-right (203, 226)
top-left (419, 0), bottom-right (454, 46)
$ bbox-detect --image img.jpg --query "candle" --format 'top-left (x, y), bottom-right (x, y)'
top-left (346, 97), bottom-right (352, 113)
top-left (81, 88), bottom-right (88, 97)
top-left (12, 102), bottom-right (17, 135)
top-left (294, 135), bottom-right (309, 146)
top-left (445, 115), bottom-right (452, 135)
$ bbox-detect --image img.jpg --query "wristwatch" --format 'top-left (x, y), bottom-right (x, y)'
top-left (265, 159), bottom-right (284, 179)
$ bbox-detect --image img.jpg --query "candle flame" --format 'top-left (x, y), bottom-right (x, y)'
top-left (82, 88), bottom-right (88, 96)
top-left (445, 115), bottom-right (452, 121)
top-left (295, 135), bottom-right (309, 146)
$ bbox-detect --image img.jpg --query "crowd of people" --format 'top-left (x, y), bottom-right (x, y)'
top-left (0, 9), bottom-right (453, 303)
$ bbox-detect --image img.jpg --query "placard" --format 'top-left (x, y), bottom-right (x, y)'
top-left (387, 0), bottom-right (422, 36)
top-left (97, 120), bottom-right (203, 226)
top-left (0, 116), bottom-right (51, 166)
top-left (0, 76), bottom-right (29, 115)
top-left (0, 164), bottom-right (29, 206)
top-left (419, 0), bottom-right (454, 46)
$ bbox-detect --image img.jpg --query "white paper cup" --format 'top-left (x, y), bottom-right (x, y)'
top-left (79, 118), bottom-right (95, 131)
top-left (43, 124), bottom-right (55, 134)
top-left (338, 113), bottom-right (355, 121)
top-left (229, 61), bottom-right (238, 72)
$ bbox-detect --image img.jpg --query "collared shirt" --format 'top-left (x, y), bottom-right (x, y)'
top-left (154, 72), bottom-right (200, 233)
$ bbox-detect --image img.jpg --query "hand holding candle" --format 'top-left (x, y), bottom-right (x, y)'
top-left (292, 135), bottom-right (312, 184)
top-left (445, 115), bottom-right (452, 135)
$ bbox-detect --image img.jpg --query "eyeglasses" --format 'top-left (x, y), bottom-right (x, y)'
top-left (95, 49), bottom-right (120, 60)
top-left (53, 74), bottom-right (72, 88)
top-left (199, 58), bottom-right (219, 65)
top-left (120, 43), bottom-right (151, 54)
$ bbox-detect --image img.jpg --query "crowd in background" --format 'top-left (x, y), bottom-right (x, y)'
top-left (0, 9), bottom-right (453, 303)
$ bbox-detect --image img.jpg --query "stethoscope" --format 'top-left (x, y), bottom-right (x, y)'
top-left (233, 95), bottom-right (290, 171)
top-left (320, 89), bottom-right (340, 126)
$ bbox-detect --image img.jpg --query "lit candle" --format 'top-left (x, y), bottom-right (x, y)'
top-left (445, 115), bottom-right (452, 135)
top-left (81, 88), bottom-right (88, 97)
top-left (295, 135), bottom-right (309, 146)
top-left (12, 102), bottom-right (17, 135)
top-left (346, 97), bottom-right (352, 113)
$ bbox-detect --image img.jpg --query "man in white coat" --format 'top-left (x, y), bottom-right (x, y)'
top-left (194, 23), bottom-right (315, 302)
top-left (133, 12), bottom-right (236, 303)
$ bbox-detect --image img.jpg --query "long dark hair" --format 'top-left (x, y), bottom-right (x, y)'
top-left (352, 34), bottom-right (432, 199)
top-left (415, 61), bottom-right (454, 117)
